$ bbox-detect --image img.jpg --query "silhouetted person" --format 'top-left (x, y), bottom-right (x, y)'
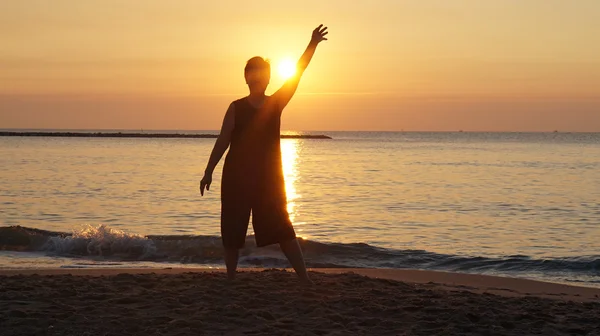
top-left (200, 25), bottom-right (329, 283)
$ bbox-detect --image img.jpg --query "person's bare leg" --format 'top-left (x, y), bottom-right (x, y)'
top-left (224, 248), bottom-right (239, 280)
top-left (279, 239), bottom-right (311, 283)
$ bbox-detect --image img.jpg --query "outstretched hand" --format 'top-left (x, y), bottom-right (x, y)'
top-left (311, 24), bottom-right (328, 44)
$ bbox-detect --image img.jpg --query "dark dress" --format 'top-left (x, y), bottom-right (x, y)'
top-left (220, 96), bottom-right (296, 248)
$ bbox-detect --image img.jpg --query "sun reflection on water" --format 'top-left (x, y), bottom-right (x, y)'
top-left (280, 139), bottom-right (301, 233)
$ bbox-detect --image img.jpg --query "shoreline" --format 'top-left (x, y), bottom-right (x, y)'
top-left (2, 267), bottom-right (599, 302)
top-left (1, 225), bottom-right (598, 291)
top-left (0, 131), bottom-right (332, 139)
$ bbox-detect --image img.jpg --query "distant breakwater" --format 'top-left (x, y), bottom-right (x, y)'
top-left (0, 132), bottom-right (332, 140)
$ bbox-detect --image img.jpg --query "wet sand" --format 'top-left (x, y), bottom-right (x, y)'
top-left (1, 268), bottom-right (599, 335)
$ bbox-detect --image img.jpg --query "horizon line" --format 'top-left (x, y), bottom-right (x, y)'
top-left (2, 128), bottom-right (599, 134)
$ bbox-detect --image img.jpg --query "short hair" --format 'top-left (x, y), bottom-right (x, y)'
top-left (244, 56), bottom-right (270, 75)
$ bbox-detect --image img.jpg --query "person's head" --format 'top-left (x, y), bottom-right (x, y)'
top-left (244, 56), bottom-right (270, 94)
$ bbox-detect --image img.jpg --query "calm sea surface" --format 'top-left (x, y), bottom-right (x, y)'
top-left (1, 131), bottom-right (599, 287)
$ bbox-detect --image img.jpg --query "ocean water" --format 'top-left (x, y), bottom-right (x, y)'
top-left (1, 131), bottom-right (599, 287)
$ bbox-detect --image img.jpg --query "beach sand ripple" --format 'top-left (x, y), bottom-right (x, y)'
top-left (1, 270), bottom-right (599, 335)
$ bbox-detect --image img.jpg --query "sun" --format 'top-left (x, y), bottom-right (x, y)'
top-left (277, 59), bottom-right (297, 80)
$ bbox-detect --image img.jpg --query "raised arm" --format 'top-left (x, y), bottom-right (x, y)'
top-left (274, 24), bottom-right (328, 110)
top-left (200, 103), bottom-right (235, 196)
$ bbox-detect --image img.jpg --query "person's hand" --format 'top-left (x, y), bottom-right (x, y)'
top-left (311, 24), bottom-right (328, 44)
top-left (199, 173), bottom-right (212, 196)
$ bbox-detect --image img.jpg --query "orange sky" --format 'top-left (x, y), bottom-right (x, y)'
top-left (1, 1), bottom-right (599, 131)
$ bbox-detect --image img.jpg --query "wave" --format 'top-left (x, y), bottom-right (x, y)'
top-left (1, 225), bottom-right (598, 278)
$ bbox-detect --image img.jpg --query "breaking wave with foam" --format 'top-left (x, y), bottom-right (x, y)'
top-left (1, 225), bottom-right (598, 287)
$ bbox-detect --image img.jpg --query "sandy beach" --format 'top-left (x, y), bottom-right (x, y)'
top-left (1, 268), bottom-right (599, 335)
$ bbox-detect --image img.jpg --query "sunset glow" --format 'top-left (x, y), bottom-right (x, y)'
top-left (277, 59), bottom-right (297, 80)
top-left (1, 1), bottom-right (599, 131)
